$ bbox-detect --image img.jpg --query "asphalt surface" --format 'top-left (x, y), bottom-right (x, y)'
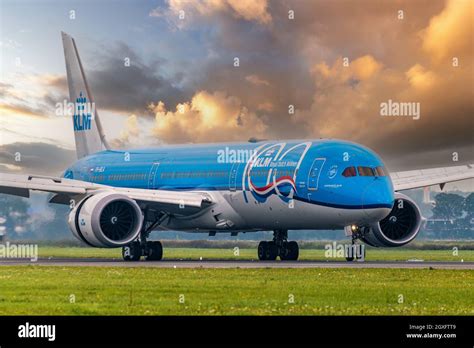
top-left (0, 258), bottom-right (473, 269)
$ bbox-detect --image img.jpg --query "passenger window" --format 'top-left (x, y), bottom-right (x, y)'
top-left (342, 167), bottom-right (357, 177)
top-left (358, 166), bottom-right (375, 176)
top-left (375, 166), bottom-right (387, 176)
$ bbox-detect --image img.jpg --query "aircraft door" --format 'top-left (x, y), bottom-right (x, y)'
top-left (148, 162), bottom-right (160, 189)
top-left (229, 162), bottom-right (240, 191)
top-left (307, 158), bottom-right (326, 191)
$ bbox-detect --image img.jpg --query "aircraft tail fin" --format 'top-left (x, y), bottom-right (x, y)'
top-left (61, 31), bottom-right (110, 159)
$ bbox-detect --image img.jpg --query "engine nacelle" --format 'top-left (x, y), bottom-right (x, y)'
top-left (68, 192), bottom-right (143, 248)
top-left (361, 193), bottom-right (422, 247)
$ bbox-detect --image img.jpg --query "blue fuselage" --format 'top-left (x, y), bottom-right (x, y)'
top-left (64, 139), bottom-right (394, 214)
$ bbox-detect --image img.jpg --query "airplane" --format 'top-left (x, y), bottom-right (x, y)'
top-left (1, 32), bottom-right (473, 262)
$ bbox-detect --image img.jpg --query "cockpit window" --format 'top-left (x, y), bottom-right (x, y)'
top-left (342, 167), bottom-right (357, 177)
top-left (357, 166), bottom-right (375, 176)
top-left (375, 166), bottom-right (388, 176)
top-left (343, 166), bottom-right (387, 177)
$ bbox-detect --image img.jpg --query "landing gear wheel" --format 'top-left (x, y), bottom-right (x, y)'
top-left (145, 241), bottom-right (163, 261)
top-left (346, 236), bottom-right (357, 262)
top-left (122, 241), bottom-right (141, 261)
top-left (266, 241), bottom-right (278, 260)
top-left (356, 246), bottom-right (366, 261)
top-left (258, 241), bottom-right (268, 260)
top-left (258, 230), bottom-right (300, 261)
top-left (279, 242), bottom-right (290, 260)
top-left (280, 241), bottom-right (299, 261)
top-left (257, 241), bottom-right (278, 260)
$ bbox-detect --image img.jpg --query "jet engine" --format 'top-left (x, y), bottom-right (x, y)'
top-left (68, 192), bottom-right (143, 247)
top-left (360, 193), bottom-right (422, 247)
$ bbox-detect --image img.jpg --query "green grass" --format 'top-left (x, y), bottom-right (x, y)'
top-left (37, 246), bottom-right (474, 262)
top-left (0, 266), bottom-right (472, 315)
top-left (2, 245), bottom-right (471, 315)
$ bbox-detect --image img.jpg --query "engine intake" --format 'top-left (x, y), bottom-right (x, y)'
top-left (361, 193), bottom-right (422, 247)
top-left (68, 192), bottom-right (143, 247)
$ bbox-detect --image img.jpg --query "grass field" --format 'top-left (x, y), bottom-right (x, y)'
top-left (36, 246), bottom-right (474, 262)
top-left (1, 244), bottom-right (473, 315)
top-left (0, 266), bottom-right (472, 315)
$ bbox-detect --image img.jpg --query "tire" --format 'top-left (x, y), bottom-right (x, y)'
top-left (258, 241), bottom-right (268, 260)
top-left (279, 242), bottom-right (291, 260)
top-left (266, 241), bottom-right (278, 261)
top-left (122, 241), bottom-right (141, 261)
top-left (145, 241), bottom-right (163, 261)
top-left (355, 246), bottom-right (366, 261)
top-left (345, 256), bottom-right (355, 262)
top-left (287, 241), bottom-right (299, 261)
top-left (281, 241), bottom-right (299, 261)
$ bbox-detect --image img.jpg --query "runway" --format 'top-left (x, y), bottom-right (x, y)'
top-left (0, 258), bottom-right (473, 269)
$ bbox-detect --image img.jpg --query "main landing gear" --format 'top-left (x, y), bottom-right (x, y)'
top-left (258, 229), bottom-right (299, 261)
top-left (122, 240), bottom-right (163, 261)
top-left (122, 217), bottom-right (164, 261)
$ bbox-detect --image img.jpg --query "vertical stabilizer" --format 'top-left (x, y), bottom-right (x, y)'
top-left (61, 31), bottom-right (110, 158)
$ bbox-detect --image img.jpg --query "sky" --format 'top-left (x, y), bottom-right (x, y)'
top-left (0, 0), bottom-right (473, 191)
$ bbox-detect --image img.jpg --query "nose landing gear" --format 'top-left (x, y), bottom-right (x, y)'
top-left (345, 229), bottom-right (366, 262)
top-left (257, 229), bottom-right (299, 261)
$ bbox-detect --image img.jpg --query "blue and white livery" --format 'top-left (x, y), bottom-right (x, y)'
top-left (1, 32), bottom-right (473, 261)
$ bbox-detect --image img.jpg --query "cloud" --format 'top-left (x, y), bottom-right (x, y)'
top-left (350, 55), bottom-right (383, 81)
top-left (142, 0), bottom-right (473, 170)
top-left (0, 75), bottom-right (58, 118)
top-left (109, 114), bottom-right (146, 148)
top-left (110, 115), bottom-right (136, 148)
top-left (152, 0), bottom-right (272, 25)
top-left (0, 142), bottom-right (75, 175)
top-left (421, 0), bottom-right (473, 63)
top-left (297, 44), bottom-right (473, 156)
top-left (88, 42), bottom-right (188, 114)
top-left (257, 101), bottom-right (274, 112)
top-left (405, 64), bottom-right (439, 90)
top-left (311, 55), bottom-right (382, 84)
top-left (32, 74), bottom-right (67, 90)
top-left (245, 74), bottom-right (270, 86)
top-left (0, 38), bottom-right (22, 49)
top-left (0, 82), bottom-right (13, 93)
top-left (1, 43), bottom-right (187, 122)
top-left (0, 103), bottom-right (46, 118)
top-left (150, 90), bottom-right (267, 143)
top-left (226, 0), bottom-right (272, 24)
top-left (2, 0), bottom-right (472, 175)
top-left (66, 0), bottom-right (474, 169)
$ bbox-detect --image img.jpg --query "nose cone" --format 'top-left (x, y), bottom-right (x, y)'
top-left (361, 178), bottom-right (394, 222)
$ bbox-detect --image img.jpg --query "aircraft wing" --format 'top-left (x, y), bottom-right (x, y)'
top-left (0, 172), bottom-right (213, 209)
top-left (391, 164), bottom-right (474, 191)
